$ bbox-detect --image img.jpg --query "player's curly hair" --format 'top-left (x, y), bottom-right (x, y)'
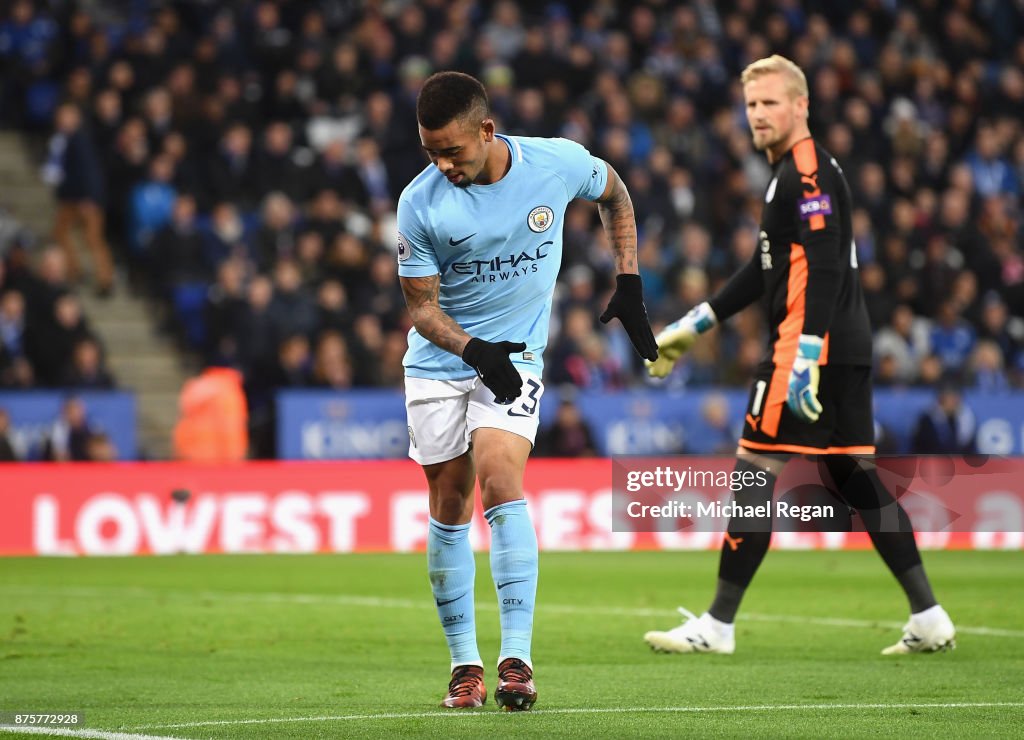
top-left (416, 71), bottom-right (490, 131)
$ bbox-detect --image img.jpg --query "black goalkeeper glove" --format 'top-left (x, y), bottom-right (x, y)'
top-left (599, 273), bottom-right (659, 361)
top-left (462, 337), bottom-right (527, 404)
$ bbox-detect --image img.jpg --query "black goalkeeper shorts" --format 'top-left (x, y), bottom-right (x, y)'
top-left (739, 364), bottom-right (876, 455)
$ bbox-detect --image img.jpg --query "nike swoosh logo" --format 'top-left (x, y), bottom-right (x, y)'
top-left (496, 579), bottom-right (528, 590)
top-left (506, 408), bottom-right (534, 418)
top-left (436, 591), bottom-right (467, 607)
top-left (448, 233), bottom-right (476, 246)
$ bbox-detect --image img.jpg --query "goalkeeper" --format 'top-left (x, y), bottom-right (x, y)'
top-left (643, 55), bottom-right (955, 656)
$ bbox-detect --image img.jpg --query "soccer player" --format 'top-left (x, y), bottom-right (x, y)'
top-left (398, 71), bottom-right (657, 710)
top-left (643, 56), bottom-right (955, 656)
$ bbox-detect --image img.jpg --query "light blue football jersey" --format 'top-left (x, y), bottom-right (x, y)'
top-left (397, 134), bottom-right (608, 380)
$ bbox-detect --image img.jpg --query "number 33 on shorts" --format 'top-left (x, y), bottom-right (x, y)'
top-left (507, 379), bottom-right (542, 418)
top-left (405, 372), bottom-right (544, 465)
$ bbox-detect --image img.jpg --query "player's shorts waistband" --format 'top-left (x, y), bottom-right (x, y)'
top-left (738, 439), bottom-right (876, 455)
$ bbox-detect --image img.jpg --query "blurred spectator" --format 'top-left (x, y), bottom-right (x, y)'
top-left (0, 0), bottom-right (59, 128)
top-left (914, 234), bottom-right (960, 318)
top-left (41, 397), bottom-right (94, 461)
top-left (978, 292), bottom-right (1023, 371)
top-left (916, 354), bottom-right (945, 388)
top-left (965, 124), bottom-right (1019, 199)
top-left (85, 431), bottom-right (116, 461)
top-left (377, 329), bottom-right (407, 388)
top-left (314, 277), bottom-right (352, 335)
top-left (238, 273), bottom-right (277, 380)
top-left (967, 340), bottom-right (1010, 393)
top-left (162, 130), bottom-right (201, 195)
top-left (295, 230), bottom-right (326, 285)
top-left (204, 122), bottom-right (257, 211)
top-left (202, 257), bottom-right (248, 367)
top-left (910, 380), bottom-right (977, 454)
top-left (560, 333), bottom-right (625, 391)
top-left (861, 263), bottom-right (895, 330)
top-left (127, 153), bottom-right (177, 262)
top-left (254, 121), bottom-right (307, 202)
top-left (700, 393), bottom-right (739, 454)
top-left (268, 258), bottom-right (317, 340)
top-left (24, 292), bottom-right (96, 387)
top-left (0, 288), bottom-right (28, 369)
top-left (535, 394), bottom-right (597, 458)
top-left (88, 88), bottom-right (121, 160)
top-left (310, 330), bottom-right (353, 389)
top-left (348, 314), bottom-right (385, 386)
top-left (364, 249), bottom-right (404, 327)
top-left (44, 102), bottom-right (114, 294)
top-left (247, 332), bottom-right (310, 459)
top-left (268, 334), bottom-right (312, 391)
top-left (0, 407), bottom-right (18, 461)
top-left (548, 304), bottom-right (596, 386)
top-left (929, 299), bottom-right (976, 374)
top-left (59, 336), bottom-right (114, 389)
top-left (315, 41), bottom-right (366, 109)
top-left (254, 192), bottom-right (297, 272)
top-left (202, 202), bottom-right (250, 268)
top-left (149, 194), bottom-right (207, 303)
top-left (310, 140), bottom-right (367, 206)
top-left (483, 1), bottom-right (525, 61)
top-left (305, 189), bottom-right (346, 245)
top-left (326, 232), bottom-right (371, 306)
top-left (142, 87), bottom-right (174, 155)
top-left (20, 246), bottom-right (69, 318)
top-left (354, 137), bottom-right (392, 215)
top-left (106, 117), bottom-right (150, 248)
top-left (873, 304), bottom-right (930, 386)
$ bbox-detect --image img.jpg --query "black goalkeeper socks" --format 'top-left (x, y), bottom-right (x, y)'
top-left (708, 460), bottom-right (778, 624)
top-left (892, 563), bottom-right (938, 613)
top-left (708, 578), bottom-right (751, 624)
top-left (823, 455), bottom-right (936, 613)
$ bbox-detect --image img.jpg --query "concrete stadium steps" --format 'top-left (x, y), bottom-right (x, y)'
top-left (0, 132), bottom-right (55, 240)
top-left (0, 129), bottom-right (189, 460)
top-left (79, 281), bottom-right (192, 460)
top-left (133, 390), bottom-right (183, 460)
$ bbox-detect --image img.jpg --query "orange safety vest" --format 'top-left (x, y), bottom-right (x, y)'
top-left (172, 367), bottom-right (248, 461)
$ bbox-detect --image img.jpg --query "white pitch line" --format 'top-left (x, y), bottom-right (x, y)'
top-left (3, 584), bottom-right (1024, 638)
top-left (738, 612), bottom-right (1024, 638)
top-left (134, 701), bottom-right (1024, 730)
top-left (0, 726), bottom-right (189, 740)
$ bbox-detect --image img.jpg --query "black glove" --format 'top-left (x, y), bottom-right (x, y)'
top-left (462, 337), bottom-right (527, 404)
top-left (599, 273), bottom-right (659, 361)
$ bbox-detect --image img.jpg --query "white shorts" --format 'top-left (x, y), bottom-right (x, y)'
top-left (404, 371), bottom-right (545, 465)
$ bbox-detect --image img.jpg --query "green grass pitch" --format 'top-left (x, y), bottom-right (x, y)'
top-left (1, 550), bottom-right (1022, 738)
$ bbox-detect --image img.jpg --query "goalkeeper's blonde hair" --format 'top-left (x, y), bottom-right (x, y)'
top-left (741, 55), bottom-right (808, 99)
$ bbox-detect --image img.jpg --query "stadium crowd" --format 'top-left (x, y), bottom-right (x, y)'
top-left (1, 0), bottom-right (1023, 455)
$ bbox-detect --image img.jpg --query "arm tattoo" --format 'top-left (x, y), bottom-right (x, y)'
top-left (596, 165), bottom-right (638, 274)
top-left (400, 274), bottom-right (470, 356)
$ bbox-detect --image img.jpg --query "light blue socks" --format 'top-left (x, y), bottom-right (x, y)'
top-left (427, 518), bottom-right (482, 668)
top-left (485, 499), bottom-right (539, 665)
